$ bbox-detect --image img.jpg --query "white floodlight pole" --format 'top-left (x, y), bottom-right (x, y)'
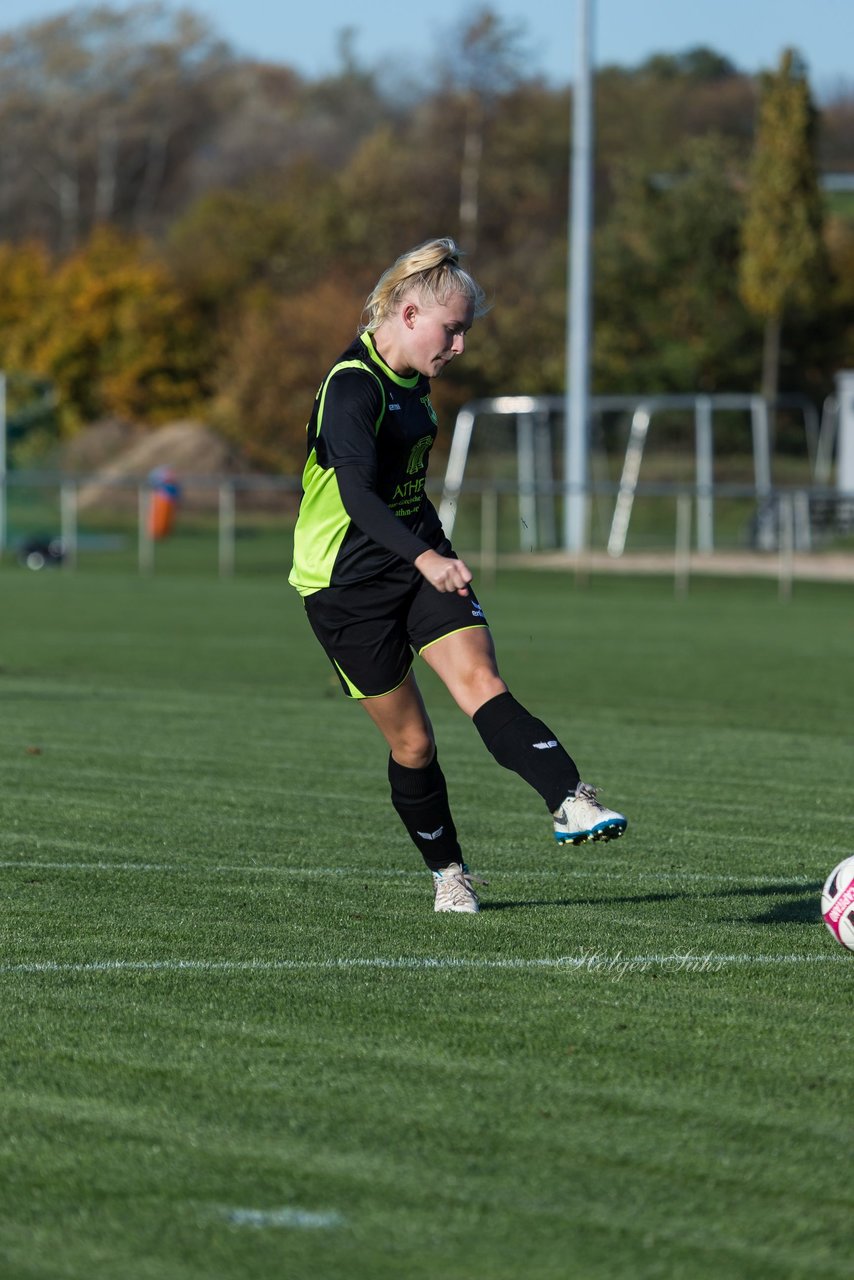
top-left (563, 0), bottom-right (594, 552)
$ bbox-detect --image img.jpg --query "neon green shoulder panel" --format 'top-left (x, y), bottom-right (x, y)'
top-left (288, 360), bottom-right (385, 596)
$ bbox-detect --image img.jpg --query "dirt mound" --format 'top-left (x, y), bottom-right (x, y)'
top-left (61, 418), bottom-right (144, 472)
top-left (70, 420), bottom-right (251, 511)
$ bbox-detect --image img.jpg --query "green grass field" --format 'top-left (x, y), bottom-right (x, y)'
top-left (2, 557), bottom-right (852, 1279)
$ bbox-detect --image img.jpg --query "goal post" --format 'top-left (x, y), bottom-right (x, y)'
top-left (437, 392), bottom-right (820, 555)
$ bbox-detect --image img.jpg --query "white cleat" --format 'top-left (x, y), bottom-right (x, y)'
top-left (432, 863), bottom-right (486, 913)
top-left (553, 782), bottom-right (627, 846)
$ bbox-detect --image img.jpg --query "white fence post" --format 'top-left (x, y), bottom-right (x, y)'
top-left (219, 481), bottom-right (235, 578)
top-left (778, 493), bottom-right (795, 600)
top-left (479, 487), bottom-right (498, 584)
top-left (138, 485), bottom-right (154, 574)
top-left (675, 493), bottom-right (692, 597)
top-left (60, 481), bottom-right (78, 570)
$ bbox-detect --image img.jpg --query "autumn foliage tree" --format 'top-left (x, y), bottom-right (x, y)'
top-left (0, 226), bottom-right (206, 432)
top-left (738, 49), bottom-right (829, 405)
top-left (210, 276), bottom-right (365, 471)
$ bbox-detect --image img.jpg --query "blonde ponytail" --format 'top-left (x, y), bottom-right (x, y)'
top-left (359, 237), bottom-right (488, 332)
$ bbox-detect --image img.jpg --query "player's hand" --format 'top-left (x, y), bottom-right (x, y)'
top-left (414, 548), bottom-right (472, 597)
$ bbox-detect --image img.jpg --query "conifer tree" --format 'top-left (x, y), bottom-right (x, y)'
top-left (738, 49), bottom-right (827, 407)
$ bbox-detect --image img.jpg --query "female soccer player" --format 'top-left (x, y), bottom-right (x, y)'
top-left (289, 237), bottom-right (626, 912)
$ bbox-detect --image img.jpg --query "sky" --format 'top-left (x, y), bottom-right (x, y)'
top-left (2, 0), bottom-right (852, 100)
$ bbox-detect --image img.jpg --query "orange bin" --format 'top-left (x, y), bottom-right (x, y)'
top-left (148, 490), bottom-right (176, 539)
top-left (147, 467), bottom-right (181, 540)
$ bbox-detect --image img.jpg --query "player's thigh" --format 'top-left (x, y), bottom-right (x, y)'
top-left (303, 578), bottom-right (414, 699)
top-left (359, 672), bottom-right (435, 766)
top-left (419, 626), bottom-right (506, 718)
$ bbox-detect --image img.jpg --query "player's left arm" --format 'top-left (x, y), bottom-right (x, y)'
top-left (336, 461), bottom-right (432, 564)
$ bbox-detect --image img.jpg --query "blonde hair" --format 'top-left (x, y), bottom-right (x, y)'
top-left (359, 237), bottom-right (488, 333)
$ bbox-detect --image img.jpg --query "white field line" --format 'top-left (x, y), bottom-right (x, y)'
top-left (215, 1206), bottom-right (344, 1230)
top-left (0, 952), bottom-right (846, 977)
top-left (0, 859), bottom-right (823, 885)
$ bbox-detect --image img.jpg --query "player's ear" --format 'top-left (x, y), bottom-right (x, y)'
top-left (402, 302), bottom-right (418, 329)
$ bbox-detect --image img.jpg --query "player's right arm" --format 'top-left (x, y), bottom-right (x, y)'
top-left (412, 548), bottom-right (472, 596)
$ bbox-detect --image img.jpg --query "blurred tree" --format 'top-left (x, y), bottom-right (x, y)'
top-left (639, 47), bottom-right (739, 82)
top-left (432, 6), bottom-right (528, 252)
top-left (594, 135), bottom-right (754, 396)
top-left (477, 81), bottom-right (570, 256)
top-left (437, 79), bottom-right (572, 404)
top-left (0, 3), bottom-right (233, 250)
top-left (820, 90), bottom-right (854, 185)
top-left (333, 122), bottom-right (459, 268)
top-left (181, 60), bottom-right (305, 196)
top-left (0, 239), bottom-right (61, 457)
top-left (0, 240), bottom-right (52, 359)
top-left (10, 226), bottom-right (206, 430)
top-left (164, 161), bottom-right (371, 431)
top-left (738, 49), bottom-right (829, 406)
top-left (301, 28), bottom-right (396, 170)
top-left (826, 214), bottom-right (854, 362)
top-left (192, 28), bottom-right (397, 198)
top-left (165, 164), bottom-right (337, 310)
top-left (595, 49), bottom-right (755, 204)
top-left (210, 276), bottom-right (364, 471)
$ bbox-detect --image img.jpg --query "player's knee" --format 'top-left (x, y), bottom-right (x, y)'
top-left (393, 730), bottom-right (435, 770)
top-left (466, 664), bottom-right (506, 709)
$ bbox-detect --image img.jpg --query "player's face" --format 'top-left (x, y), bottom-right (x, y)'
top-left (402, 292), bottom-right (475, 378)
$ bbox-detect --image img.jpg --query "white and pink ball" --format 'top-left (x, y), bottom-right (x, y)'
top-left (821, 856), bottom-right (854, 952)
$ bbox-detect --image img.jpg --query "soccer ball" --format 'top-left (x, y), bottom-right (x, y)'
top-left (821, 857), bottom-right (854, 952)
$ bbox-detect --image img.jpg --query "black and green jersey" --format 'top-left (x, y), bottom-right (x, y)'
top-left (289, 331), bottom-right (446, 596)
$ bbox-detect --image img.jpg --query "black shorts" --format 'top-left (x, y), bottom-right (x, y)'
top-left (303, 563), bottom-right (489, 698)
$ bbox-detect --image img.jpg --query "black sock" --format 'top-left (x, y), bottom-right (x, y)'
top-left (472, 691), bottom-right (580, 812)
top-left (388, 752), bottom-right (462, 872)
